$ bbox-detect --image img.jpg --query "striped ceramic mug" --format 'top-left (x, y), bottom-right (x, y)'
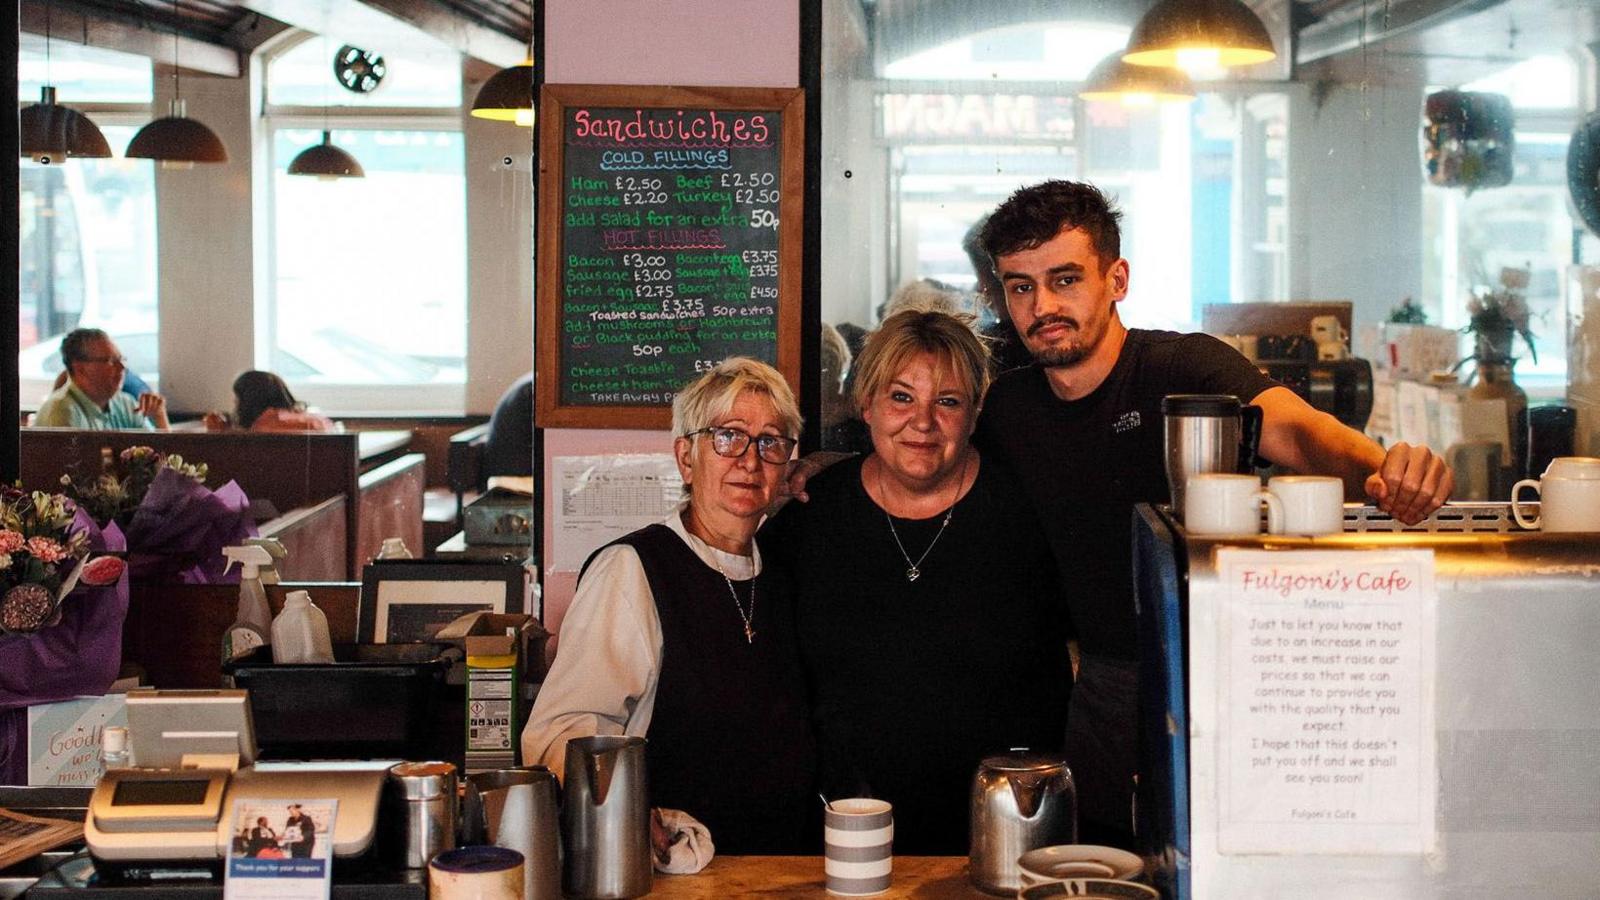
top-left (824, 798), bottom-right (893, 896)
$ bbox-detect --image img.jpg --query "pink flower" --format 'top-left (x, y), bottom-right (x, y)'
top-left (25, 536), bottom-right (67, 564)
top-left (0, 530), bottom-right (22, 554)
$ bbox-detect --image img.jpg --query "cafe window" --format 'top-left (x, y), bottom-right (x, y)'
top-left (263, 35), bottom-right (467, 412)
top-left (16, 40), bottom-right (157, 410)
top-left (1421, 53), bottom-right (1597, 394)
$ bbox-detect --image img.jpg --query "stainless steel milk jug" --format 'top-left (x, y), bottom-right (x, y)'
top-left (1163, 393), bottom-right (1265, 516)
top-left (560, 736), bottom-right (651, 899)
top-left (463, 767), bottom-right (561, 900)
top-left (968, 752), bottom-right (1077, 895)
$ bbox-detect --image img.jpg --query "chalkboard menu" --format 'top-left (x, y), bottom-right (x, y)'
top-left (537, 84), bottom-right (805, 429)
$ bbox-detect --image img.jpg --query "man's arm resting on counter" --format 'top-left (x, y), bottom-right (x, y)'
top-left (1252, 385), bottom-right (1454, 525)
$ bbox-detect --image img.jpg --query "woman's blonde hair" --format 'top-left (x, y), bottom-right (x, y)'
top-left (672, 357), bottom-right (803, 439)
top-left (852, 309), bottom-right (992, 412)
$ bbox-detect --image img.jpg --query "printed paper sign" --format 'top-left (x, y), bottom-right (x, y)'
top-left (27, 695), bottom-right (127, 786)
top-left (551, 454), bottom-right (682, 572)
top-left (223, 798), bottom-right (337, 900)
top-left (1216, 549), bottom-right (1437, 854)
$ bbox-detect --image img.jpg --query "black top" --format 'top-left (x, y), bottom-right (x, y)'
top-left (973, 329), bottom-right (1277, 660)
top-left (483, 374), bottom-right (533, 478)
top-left (760, 454), bottom-right (1071, 855)
top-left (599, 524), bottom-right (819, 854)
top-left (980, 318), bottom-right (1035, 375)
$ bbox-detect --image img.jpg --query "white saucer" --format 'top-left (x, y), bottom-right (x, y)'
top-left (1017, 845), bottom-right (1144, 884)
top-left (1017, 878), bottom-right (1159, 900)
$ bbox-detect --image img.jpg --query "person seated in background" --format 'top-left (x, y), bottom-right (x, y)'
top-left (34, 328), bottom-right (168, 431)
top-left (818, 323), bottom-right (869, 453)
top-left (963, 213), bottom-right (1034, 373)
top-left (203, 370), bottom-right (334, 433)
top-left (483, 373), bottom-right (534, 478)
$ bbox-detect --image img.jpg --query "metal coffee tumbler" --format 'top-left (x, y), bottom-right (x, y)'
top-left (464, 767), bottom-right (561, 900)
top-left (1163, 393), bottom-right (1261, 517)
top-left (560, 736), bottom-right (651, 899)
top-left (386, 760), bottom-right (458, 869)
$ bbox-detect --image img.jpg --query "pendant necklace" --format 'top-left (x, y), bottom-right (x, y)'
top-left (709, 553), bottom-right (757, 644)
top-left (880, 450), bottom-right (968, 583)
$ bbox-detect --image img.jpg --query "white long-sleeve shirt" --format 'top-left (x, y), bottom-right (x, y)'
top-left (520, 507), bottom-right (760, 780)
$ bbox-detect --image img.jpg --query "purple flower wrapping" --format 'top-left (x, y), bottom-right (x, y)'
top-left (124, 467), bottom-right (257, 584)
top-left (0, 509), bottom-right (130, 784)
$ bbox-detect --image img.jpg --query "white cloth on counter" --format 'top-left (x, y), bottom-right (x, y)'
top-left (654, 808), bottom-right (715, 875)
top-left (518, 505), bottom-right (761, 781)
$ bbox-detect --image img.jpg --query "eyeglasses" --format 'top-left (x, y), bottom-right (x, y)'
top-left (684, 426), bottom-right (797, 465)
top-left (77, 355), bottom-right (128, 367)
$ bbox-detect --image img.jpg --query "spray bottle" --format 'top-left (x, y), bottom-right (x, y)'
top-left (271, 590), bottom-right (334, 664)
top-left (221, 545), bottom-right (275, 664)
top-left (244, 537), bottom-right (288, 584)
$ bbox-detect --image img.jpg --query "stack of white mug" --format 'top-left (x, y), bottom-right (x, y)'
top-left (1511, 457), bottom-right (1600, 532)
top-left (1184, 474), bottom-right (1345, 537)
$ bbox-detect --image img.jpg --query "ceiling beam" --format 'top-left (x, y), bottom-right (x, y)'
top-left (20, 0), bottom-right (242, 76)
top-left (240, 0), bottom-right (524, 66)
top-left (1296, 0), bottom-right (1508, 64)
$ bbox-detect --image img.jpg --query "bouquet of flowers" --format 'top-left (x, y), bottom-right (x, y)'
top-left (1463, 265), bottom-right (1537, 366)
top-left (59, 447), bottom-right (253, 584)
top-left (0, 488), bottom-right (124, 635)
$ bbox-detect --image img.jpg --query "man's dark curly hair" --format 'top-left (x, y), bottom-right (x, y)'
top-left (979, 180), bottom-right (1123, 273)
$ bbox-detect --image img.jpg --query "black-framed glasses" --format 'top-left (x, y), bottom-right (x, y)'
top-left (685, 426), bottom-right (797, 465)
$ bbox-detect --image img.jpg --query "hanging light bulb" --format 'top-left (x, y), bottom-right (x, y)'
top-left (471, 59), bottom-right (535, 127)
top-left (19, 85), bottom-right (113, 164)
top-left (1122, 0), bottom-right (1276, 70)
top-left (126, 0), bottom-right (229, 167)
top-left (1079, 53), bottom-right (1196, 105)
top-left (288, 130), bottom-right (364, 179)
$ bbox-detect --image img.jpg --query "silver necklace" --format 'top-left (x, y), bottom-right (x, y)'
top-left (878, 451), bottom-right (968, 583)
top-left (709, 554), bottom-right (756, 644)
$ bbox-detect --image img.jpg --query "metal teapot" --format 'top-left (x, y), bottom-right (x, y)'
top-left (968, 752), bottom-right (1077, 895)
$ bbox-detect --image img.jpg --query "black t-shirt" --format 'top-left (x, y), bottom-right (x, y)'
top-left (760, 454), bottom-right (1071, 855)
top-left (973, 329), bottom-right (1277, 660)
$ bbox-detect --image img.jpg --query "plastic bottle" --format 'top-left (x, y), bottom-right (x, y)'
top-left (100, 725), bottom-right (130, 771)
top-left (270, 590), bottom-right (334, 664)
top-left (221, 545), bottom-right (275, 664)
top-left (377, 537), bottom-right (413, 560)
top-left (244, 537), bottom-right (288, 584)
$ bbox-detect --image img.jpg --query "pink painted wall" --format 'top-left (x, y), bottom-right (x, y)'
top-left (540, 0), bottom-right (800, 639)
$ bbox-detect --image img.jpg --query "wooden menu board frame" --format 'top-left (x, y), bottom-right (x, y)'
top-left (536, 83), bottom-right (805, 429)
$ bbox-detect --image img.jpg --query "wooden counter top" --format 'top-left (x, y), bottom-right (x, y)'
top-left (649, 856), bottom-right (993, 898)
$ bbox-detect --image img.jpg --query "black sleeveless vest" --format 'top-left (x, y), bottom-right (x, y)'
top-left (588, 523), bottom-right (820, 853)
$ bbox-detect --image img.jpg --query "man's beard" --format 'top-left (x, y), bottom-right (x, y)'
top-left (1024, 314), bottom-right (1103, 368)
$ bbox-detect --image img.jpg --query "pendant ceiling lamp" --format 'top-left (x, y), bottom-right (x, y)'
top-left (1122, 0), bottom-right (1276, 70)
top-left (470, 58), bottom-right (535, 126)
top-left (127, 0), bottom-right (228, 167)
top-left (1079, 53), bottom-right (1195, 105)
top-left (19, 2), bottom-right (112, 164)
top-left (19, 86), bottom-right (113, 163)
top-left (288, 130), bottom-right (365, 179)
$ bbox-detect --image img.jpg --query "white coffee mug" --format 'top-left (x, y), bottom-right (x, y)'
top-left (1511, 456), bottom-right (1600, 532)
top-left (1267, 475), bottom-right (1345, 535)
top-left (1185, 474), bottom-right (1282, 536)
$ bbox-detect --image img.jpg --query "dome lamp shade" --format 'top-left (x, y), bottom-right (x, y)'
top-left (1079, 53), bottom-right (1196, 104)
top-left (471, 60), bottom-right (535, 126)
top-left (1123, 0), bottom-right (1277, 70)
top-left (19, 86), bottom-right (113, 164)
top-left (288, 130), bottom-right (365, 179)
top-left (126, 99), bottom-right (229, 167)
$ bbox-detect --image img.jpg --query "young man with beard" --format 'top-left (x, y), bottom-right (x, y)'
top-left (972, 180), bottom-right (1452, 846)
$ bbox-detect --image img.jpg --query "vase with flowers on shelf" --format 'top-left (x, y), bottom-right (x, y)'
top-left (1461, 265), bottom-right (1536, 476)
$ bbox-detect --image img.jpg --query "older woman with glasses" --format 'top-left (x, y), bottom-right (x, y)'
top-left (522, 357), bottom-right (817, 858)
top-left (762, 309), bottom-right (1071, 855)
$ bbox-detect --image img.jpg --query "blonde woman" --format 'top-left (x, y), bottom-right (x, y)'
top-left (762, 309), bottom-right (1070, 855)
top-left (522, 358), bottom-right (817, 856)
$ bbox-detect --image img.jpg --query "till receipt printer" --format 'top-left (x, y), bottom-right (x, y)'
top-left (84, 689), bottom-right (387, 877)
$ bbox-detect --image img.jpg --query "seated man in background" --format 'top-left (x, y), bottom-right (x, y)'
top-left (483, 373), bottom-right (533, 478)
top-left (34, 328), bottom-right (168, 431)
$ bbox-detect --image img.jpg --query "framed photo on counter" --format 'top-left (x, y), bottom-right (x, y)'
top-left (358, 560), bottom-right (524, 644)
